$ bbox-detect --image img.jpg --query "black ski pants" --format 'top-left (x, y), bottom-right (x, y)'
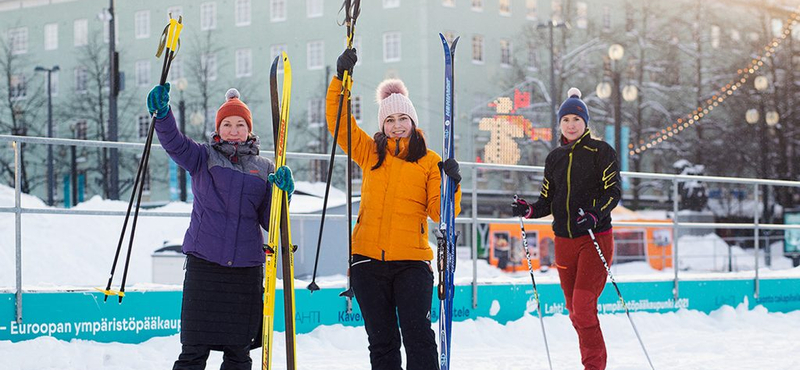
top-left (350, 255), bottom-right (439, 370)
top-left (173, 343), bottom-right (252, 370)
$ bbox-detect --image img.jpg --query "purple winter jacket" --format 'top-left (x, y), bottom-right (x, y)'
top-left (155, 110), bottom-right (274, 267)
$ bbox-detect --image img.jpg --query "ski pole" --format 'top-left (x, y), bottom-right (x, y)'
top-left (579, 208), bottom-right (655, 370)
top-left (98, 15), bottom-right (183, 303)
top-left (514, 195), bottom-right (553, 370)
top-left (307, 0), bottom-right (361, 297)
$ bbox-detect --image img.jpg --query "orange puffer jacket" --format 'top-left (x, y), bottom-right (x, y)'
top-left (326, 77), bottom-right (462, 261)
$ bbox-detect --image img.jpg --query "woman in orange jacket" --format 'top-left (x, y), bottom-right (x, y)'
top-left (327, 48), bottom-right (462, 370)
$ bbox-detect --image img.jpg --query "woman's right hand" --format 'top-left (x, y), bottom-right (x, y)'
top-left (147, 82), bottom-right (171, 120)
top-left (337, 48), bottom-right (358, 79)
top-left (511, 197), bottom-right (534, 218)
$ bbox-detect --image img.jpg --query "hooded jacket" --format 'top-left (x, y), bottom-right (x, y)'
top-left (156, 110), bottom-right (273, 267)
top-left (326, 77), bottom-right (462, 261)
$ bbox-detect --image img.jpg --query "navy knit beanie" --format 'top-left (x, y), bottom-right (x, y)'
top-left (557, 87), bottom-right (590, 124)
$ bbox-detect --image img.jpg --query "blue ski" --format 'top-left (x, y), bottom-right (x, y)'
top-left (436, 32), bottom-right (459, 370)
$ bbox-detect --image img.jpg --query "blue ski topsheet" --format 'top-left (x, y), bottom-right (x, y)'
top-left (437, 32), bottom-right (459, 370)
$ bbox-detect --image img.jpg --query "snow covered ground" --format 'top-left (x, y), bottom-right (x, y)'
top-left (2, 184), bottom-right (800, 369)
top-left (2, 303), bottom-right (799, 370)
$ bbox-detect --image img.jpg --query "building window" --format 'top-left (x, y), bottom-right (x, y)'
top-left (500, 39), bottom-right (512, 66)
top-left (271, 0), bottom-right (286, 22)
top-left (352, 95), bottom-right (362, 120)
top-left (8, 27), bottom-right (28, 55)
top-left (74, 67), bottom-right (87, 93)
top-left (308, 99), bottom-right (324, 126)
top-left (236, 0), bottom-right (251, 26)
top-left (235, 48), bottom-right (252, 77)
top-left (526, 0), bottom-right (537, 20)
top-left (307, 40), bottom-right (324, 70)
top-left (74, 19), bottom-right (88, 47)
top-left (711, 25), bottom-right (720, 49)
top-left (44, 23), bottom-right (58, 51)
top-left (75, 120), bottom-right (87, 140)
top-left (730, 29), bottom-right (741, 42)
top-left (602, 6), bottom-right (611, 32)
top-left (383, 0), bottom-right (400, 8)
top-left (102, 18), bottom-right (119, 44)
top-left (135, 10), bottom-right (150, 39)
top-left (271, 44), bottom-right (288, 72)
top-left (10, 75), bottom-right (25, 100)
top-left (576, 2), bottom-right (588, 29)
top-left (167, 6), bottom-right (183, 18)
top-left (135, 60), bottom-right (150, 87)
top-left (201, 53), bottom-right (217, 81)
top-left (499, 0), bottom-right (511, 16)
top-left (472, 34), bottom-right (484, 63)
top-left (443, 0), bottom-right (455, 7)
top-left (472, 0), bottom-right (483, 11)
top-left (138, 114), bottom-right (150, 139)
top-left (200, 2), bottom-right (217, 30)
top-left (383, 32), bottom-right (401, 62)
top-left (170, 57), bottom-right (183, 80)
top-left (307, 0), bottom-right (323, 17)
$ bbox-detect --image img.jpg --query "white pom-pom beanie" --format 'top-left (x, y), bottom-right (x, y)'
top-left (376, 79), bottom-right (419, 131)
top-left (215, 88), bottom-right (252, 132)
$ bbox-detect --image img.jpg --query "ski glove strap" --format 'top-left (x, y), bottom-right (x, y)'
top-left (575, 210), bottom-right (599, 232)
top-left (268, 165), bottom-right (295, 201)
top-left (147, 82), bottom-right (171, 120)
top-left (438, 158), bottom-right (461, 185)
top-left (511, 198), bottom-right (534, 218)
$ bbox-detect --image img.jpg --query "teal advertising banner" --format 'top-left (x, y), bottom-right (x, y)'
top-left (2, 278), bottom-right (799, 343)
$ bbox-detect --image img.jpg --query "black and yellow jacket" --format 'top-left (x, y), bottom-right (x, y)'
top-left (529, 129), bottom-right (621, 238)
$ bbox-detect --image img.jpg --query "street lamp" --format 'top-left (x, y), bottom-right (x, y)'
top-left (34, 65), bottom-right (59, 206)
top-left (596, 44), bottom-right (637, 157)
top-left (537, 20), bottom-right (569, 149)
top-left (175, 77), bottom-right (188, 202)
top-left (748, 75), bottom-right (779, 266)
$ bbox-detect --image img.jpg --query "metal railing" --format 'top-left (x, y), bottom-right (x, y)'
top-left (3, 134), bottom-right (800, 321)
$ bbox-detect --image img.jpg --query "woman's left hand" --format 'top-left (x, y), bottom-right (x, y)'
top-left (438, 158), bottom-right (461, 185)
top-left (268, 166), bottom-right (295, 196)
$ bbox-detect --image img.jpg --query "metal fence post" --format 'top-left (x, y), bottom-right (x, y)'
top-left (673, 176), bottom-right (679, 300)
top-left (472, 166), bottom-right (478, 309)
top-left (13, 141), bottom-right (23, 323)
top-left (754, 183), bottom-right (760, 299)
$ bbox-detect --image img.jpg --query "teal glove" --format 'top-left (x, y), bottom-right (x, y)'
top-left (268, 165), bottom-right (295, 200)
top-left (147, 82), bottom-right (171, 120)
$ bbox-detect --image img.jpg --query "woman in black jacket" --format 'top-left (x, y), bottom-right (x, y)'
top-left (511, 88), bottom-right (621, 370)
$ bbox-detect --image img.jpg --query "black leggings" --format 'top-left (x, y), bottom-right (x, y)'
top-left (350, 255), bottom-right (439, 370)
top-left (173, 344), bottom-right (251, 370)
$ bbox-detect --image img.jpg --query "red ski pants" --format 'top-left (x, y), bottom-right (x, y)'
top-left (555, 232), bottom-right (614, 370)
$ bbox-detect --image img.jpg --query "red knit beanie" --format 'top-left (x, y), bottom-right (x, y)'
top-left (215, 88), bottom-right (252, 132)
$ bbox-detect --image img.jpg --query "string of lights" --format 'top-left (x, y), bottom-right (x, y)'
top-left (630, 10), bottom-right (800, 156)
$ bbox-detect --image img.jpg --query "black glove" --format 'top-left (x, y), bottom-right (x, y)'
top-left (337, 48), bottom-right (358, 79)
top-left (511, 198), bottom-right (533, 218)
top-left (575, 209), bottom-right (599, 232)
top-left (438, 158), bottom-right (461, 185)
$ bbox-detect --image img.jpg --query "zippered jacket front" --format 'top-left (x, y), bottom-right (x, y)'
top-left (529, 130), bottom-right (621, 238)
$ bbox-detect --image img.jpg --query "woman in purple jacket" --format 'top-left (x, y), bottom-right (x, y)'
top-left (148, 84), bottom-right (294, 370)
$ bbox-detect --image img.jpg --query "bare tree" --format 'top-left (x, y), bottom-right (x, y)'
top-left (0, 36), bottom-right (45, 193)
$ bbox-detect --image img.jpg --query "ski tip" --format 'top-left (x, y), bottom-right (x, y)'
top-left (339, 287), bottom-right (355, 298)
top-left (307, 281), bottom-right (320, 292)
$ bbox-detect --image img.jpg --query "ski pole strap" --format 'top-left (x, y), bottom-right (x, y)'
top-left (155, 15), bottom-right (183, 59)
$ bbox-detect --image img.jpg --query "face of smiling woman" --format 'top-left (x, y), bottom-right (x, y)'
top-left (382, 113), bottom-right (413, 139)
top-left (218, 115), bottom-right (249, 142)
top-left (560, 114), bottom-right (586, 142)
